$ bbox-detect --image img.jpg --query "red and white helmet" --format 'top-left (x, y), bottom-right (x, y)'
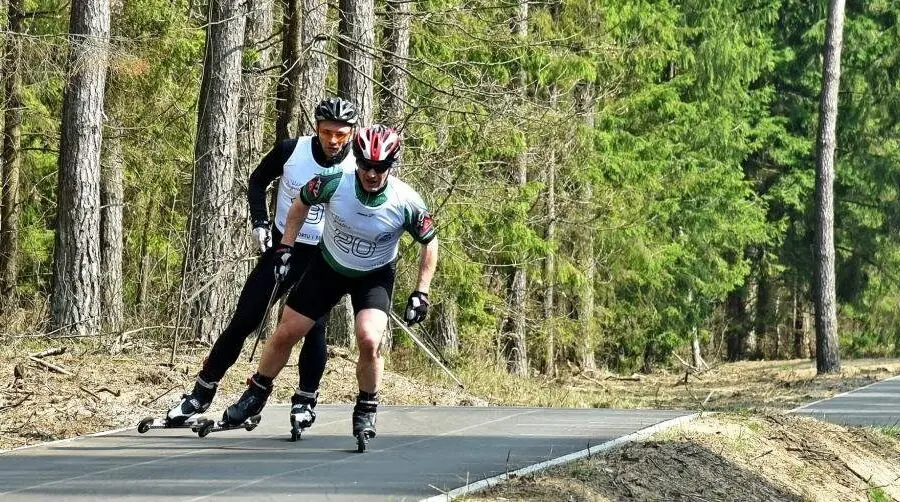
top-left (353, 125), bottom-right (401, 164)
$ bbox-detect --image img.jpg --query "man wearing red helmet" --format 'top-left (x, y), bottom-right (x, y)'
top-left (222, 125), bottom-right (438, 446)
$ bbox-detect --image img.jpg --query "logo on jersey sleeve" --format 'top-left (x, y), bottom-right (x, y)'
top-left (418, 213), bottom-right (434, 235)
top-left (306, 177), bottom-right (322, 199)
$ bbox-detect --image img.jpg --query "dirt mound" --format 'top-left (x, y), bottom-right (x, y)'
top-left (473, 414), bottom-right (900, 501)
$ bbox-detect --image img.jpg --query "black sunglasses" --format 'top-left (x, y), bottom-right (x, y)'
top-left (356, 159), bottom-right (393, 174)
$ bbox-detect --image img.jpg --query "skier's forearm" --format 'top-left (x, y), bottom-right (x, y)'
top-left (415, 238), bottom-right (439, 293)
top-left (247, 140), bottom-right (295, 224)
top-left (247, 175), bottom-right (271, 224)
top-left (282, 198), bottom-right (310, 245)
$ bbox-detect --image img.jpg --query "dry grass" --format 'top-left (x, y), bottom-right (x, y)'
top-left (469, 413), bottom-right (900, 501)
top-left (396, 351), bottom-right (900, 411)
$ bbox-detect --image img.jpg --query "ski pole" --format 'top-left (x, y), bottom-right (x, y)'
top-left (389, 311), bottom-right (464, 389)
top-left (249, 276), bottom-right (282, 362)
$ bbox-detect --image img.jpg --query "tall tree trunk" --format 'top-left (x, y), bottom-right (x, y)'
top-left (687, 289), bottom-right (706, 369)
top-left (813, 0), bottom-right (845, 374)
top-left (275, 0), bottom-right (300, 141)
top-left (296, 0), bottom-right (329, 135)
top-left (0, 0), bottom-right (24, 295)
top-left (327, 296), bottom-right (355, 349)
top-left (429, 300), bottom-right (459, 357)
top-left (100, 122), bottom-right (124, 332)
top-left (542, 149), bottom-right (556, 375)
top-left (725, 286), bottom-right (749, 361)
top-left (575, 81), bottom-right (596, 371)
top-left (503, 268), bottom-right (528, 375)
top-left (792, 277), bottom-right (809, 358)
top-left (380, 0), bottom-right (411, 127)
top-left (50, 0), bottom-right (111, 336)
top-left (99, 0), bottom-right (126, 333)
top-left (185, 0), bottom-right (246, 342)
top-left (691, 328), bottom-right (704, 368)
top-left (641, 340), bottom-right (656, 374)
top-left (755, 269), bottom-right (771, 357)
top-left (337, 0), bottom-right (374, 123)
top-left (541, 86), bottom-right (558, 376)
top-left (241, 0), bottom-right (274, 163)
top-left (502, 0), bottom-right (529, 376)
top-left (137, 194), bottom-right (155, 309)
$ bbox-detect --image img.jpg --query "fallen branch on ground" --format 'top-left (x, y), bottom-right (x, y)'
top-left (142, 384), bottom-right (179, 406)
top-left (605, 375), bottom-right (641, 382)
top-left (30, 347), bottom-right (66, 358)
top-left (79, 386), bottom-right (101, 401)
top-left (0, 393), bottom-right (32, 411)
top-left (28, 356), bottom-right (73, 376)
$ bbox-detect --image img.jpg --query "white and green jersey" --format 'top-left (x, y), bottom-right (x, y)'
top-left (299, 171), bottom-right (436, 276)
top-left (274, 136), bottom-right (356, 245)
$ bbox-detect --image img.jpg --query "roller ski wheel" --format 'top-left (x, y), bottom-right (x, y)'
top-left (194, 415), bottom-right (262, 438)
top-left (137, 415), bottom-right (206, 433)
top-left (289, 419), bottom-right (305, 442)
top-left (288, 406), bottom-right (315, 442)
top-left (137, 417), bottom-right (153, 434)
top-left (356, 429), bottom-right (375, 453)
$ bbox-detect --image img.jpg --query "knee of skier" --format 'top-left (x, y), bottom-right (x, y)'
top-left (356, 328), bottom-right (382, 361)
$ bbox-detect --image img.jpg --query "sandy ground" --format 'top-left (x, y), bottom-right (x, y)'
top-left (1, 336), bottom-right (898, 459)
top-left (0, 339), bottom-right (485, 450)
top-left (470, 413), bottom-right (900, 501)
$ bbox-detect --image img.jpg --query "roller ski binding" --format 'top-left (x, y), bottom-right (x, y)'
top-left (196, 375), bottom-right (270, 438)
top-left (289, 390), bottom-right (318, 442)
top-left (138, 379), bottom-right (217, 433)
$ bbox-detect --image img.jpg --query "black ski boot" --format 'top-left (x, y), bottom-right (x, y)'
top-left (222, 375), bottom-right (272, 426)
top-left (289, 389), bottom-right (318, 442)
top-left (166, 378), bottom-right (217, 426)
top-left (352, 391), bottom-right (378, 453)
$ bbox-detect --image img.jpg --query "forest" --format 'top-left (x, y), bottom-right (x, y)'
top-left (0, 0), bottom-right (897, 376)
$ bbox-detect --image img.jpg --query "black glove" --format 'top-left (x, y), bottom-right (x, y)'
top-left (272, 244), bottom-right (293, 282)
top-left (404, 291), bottom-right (430, 326)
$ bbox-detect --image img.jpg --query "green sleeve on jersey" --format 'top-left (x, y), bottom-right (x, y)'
top-left (403, 194), bottom-right (437, 244)
top-left (299, 171), bottom-right (342, 206)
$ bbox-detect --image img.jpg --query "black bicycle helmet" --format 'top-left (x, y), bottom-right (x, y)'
top-left (314, 97), bottom-right (358, 125)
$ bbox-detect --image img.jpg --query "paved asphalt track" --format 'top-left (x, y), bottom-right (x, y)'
top-left (0, 405), bottom-right (687, 501)
top-left (792, 374), bottom-right (900, 427)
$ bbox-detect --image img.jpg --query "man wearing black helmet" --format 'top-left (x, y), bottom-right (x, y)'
top-left (161, 97), bottom-right (359, 433)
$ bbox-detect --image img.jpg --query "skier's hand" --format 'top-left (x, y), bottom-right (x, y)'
top-left (251, 221), bottom-right (273, 254)
top-left (404, 291), bottom-right (430, 326)
top-left (272, 243), bottom-right (293, 281)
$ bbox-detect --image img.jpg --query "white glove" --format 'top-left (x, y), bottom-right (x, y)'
top-left (251, 225), bottom-right (272, 254)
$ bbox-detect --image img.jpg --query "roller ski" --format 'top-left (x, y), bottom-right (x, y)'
top-left (196, 374), bottom-right (270, 438)
top-left (194, 414), bottom-right (262, 437)
top-left (138, 378), bottom-right (217, 434)
top-left (288, 390), bottom-right (318, 442)
top-left (352, 392), bottom-right (378, 453)
top-left (137, 414), bottom-right (207, 433)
